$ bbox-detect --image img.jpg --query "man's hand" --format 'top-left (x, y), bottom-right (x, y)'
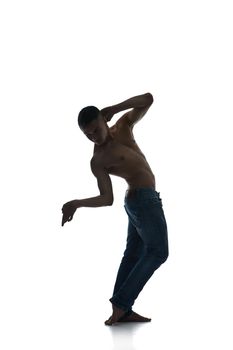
top-left (100, 106), bottom-right (115, 122)
top-left (61, 200), bottom-right (80, 226)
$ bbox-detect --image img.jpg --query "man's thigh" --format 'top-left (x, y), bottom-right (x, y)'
top-left (137, 201), bottom-right (168, 247)
top-left (124, 218), bottom-right (143, 258)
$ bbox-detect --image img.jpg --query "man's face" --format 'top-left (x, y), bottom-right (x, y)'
top-left (81, 115), bottom-right (108, 145)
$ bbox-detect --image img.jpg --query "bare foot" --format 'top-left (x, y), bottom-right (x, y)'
top-left (119, 311), bottom-right (151, 323)
top-left (104, 305), bottom-right (126, 326)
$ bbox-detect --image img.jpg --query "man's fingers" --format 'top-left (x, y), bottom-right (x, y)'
top-left (68, 216), bottom-right (73, 221)
top-left (62, 212), bottom-right (69, 226)
top-left (61, 204), bottom-right (76, 226)
top-left (68, 213), bottom-right (74, 221)
top-left (62, 215), bottom-right (66, 226)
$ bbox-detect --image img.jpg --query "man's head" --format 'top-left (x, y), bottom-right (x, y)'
top-left (78, 106), bottom-right (111, 146)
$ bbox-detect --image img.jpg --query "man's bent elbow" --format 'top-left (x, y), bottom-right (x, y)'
top-left (145, 92), bottom-right (154, 104)
top-left (103, 195), bottom-right (114, 206)
top-left (106, 199), bottom-right (114, 206)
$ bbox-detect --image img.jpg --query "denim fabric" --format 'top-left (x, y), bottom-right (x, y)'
top-left (109, 188), bottom-right (169, 312)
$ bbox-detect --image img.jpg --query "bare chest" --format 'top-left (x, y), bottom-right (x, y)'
top-left (93, 126), bottom-right (148, 177)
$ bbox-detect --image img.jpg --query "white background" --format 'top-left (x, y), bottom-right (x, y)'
top-left (1, 1), bottom-right (233, 349)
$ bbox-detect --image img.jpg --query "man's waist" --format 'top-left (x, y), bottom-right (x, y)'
top-left (125, 186), bottom-right (156, 197)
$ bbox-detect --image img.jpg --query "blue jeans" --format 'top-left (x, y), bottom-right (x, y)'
top-left (109, 188), bottom-right (169, 313)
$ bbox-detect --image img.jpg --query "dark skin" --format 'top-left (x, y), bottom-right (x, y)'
top-left (61, 92), bottom-right (155, 324)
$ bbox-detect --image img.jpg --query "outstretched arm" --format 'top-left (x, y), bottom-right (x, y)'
top-left (100, 92), bottom-right (153, 127)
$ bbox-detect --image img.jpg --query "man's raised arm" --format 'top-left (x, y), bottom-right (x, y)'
top-left (100, 92), bottom-right (153, 126)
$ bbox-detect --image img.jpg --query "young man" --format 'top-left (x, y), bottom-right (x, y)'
top-left (61, 92), bottom-right (169, 325)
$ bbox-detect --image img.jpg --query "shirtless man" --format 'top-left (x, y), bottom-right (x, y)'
top-left (61, 92), bottom-right (169, 325)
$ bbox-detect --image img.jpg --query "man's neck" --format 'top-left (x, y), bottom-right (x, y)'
top-left (100, 127), bottom-right (114, 147)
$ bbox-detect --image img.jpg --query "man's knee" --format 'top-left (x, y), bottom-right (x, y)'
top-left (160, 249), bottom-right (169, 264)
top-left (146, 244), bottom-right (169, 264)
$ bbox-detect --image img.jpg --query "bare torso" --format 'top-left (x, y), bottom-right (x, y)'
top-left (93, 122), bottom-right (156, 190)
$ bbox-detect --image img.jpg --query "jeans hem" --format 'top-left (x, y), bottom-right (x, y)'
top-left (109, 297), bottom-right (131, 312)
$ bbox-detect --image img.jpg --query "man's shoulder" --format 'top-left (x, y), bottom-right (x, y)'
top-left (90, 152), bottom-right (106, 168)
top-left (90, 154), bottom-right (112, 178)
top-left (91, 144), bottom-right (115, 173)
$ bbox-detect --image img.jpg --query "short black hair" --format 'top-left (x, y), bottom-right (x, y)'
top-left (77, 106), bottom-right (100, 129)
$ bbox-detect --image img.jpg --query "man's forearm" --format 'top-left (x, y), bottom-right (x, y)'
top-left (77, 195), bottom-right (112, 208)
top-left (111, 92), bottom-right (153, 115)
